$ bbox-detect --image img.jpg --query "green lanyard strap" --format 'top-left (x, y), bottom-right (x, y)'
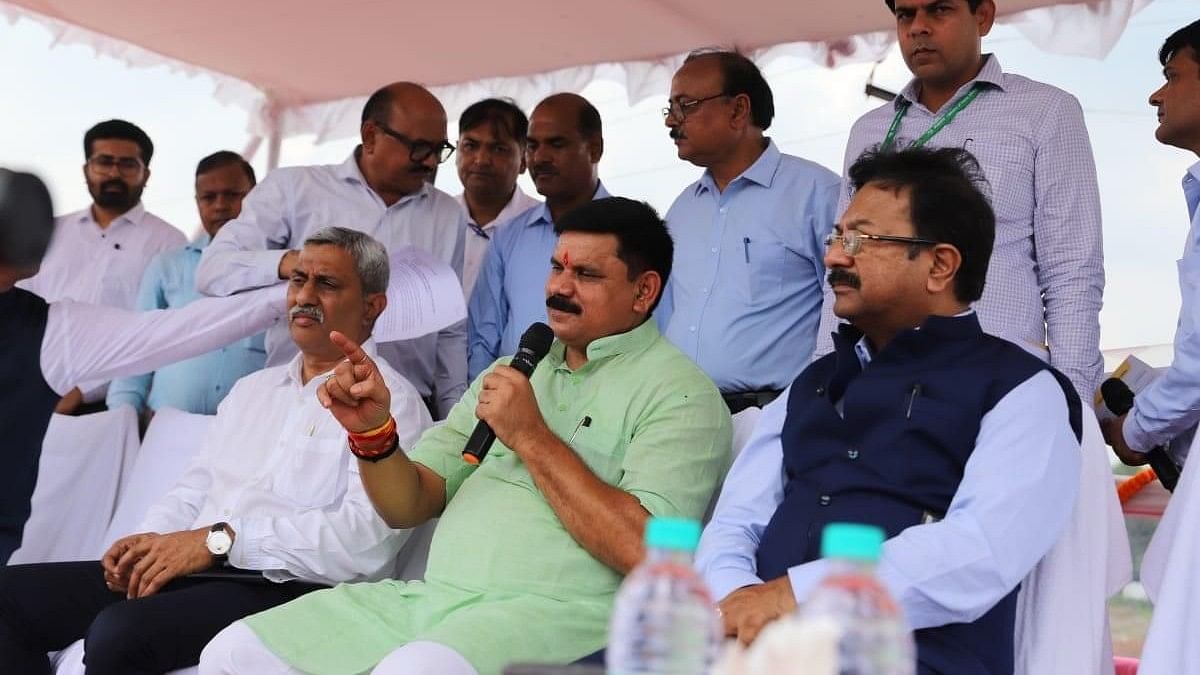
top-left (882, 83), bottom-right (983, 150)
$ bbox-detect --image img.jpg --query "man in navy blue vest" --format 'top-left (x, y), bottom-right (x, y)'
top-left (696, 146), bottom-right (1082, 674)
top-left (0, 169), bottom-right (286, 563)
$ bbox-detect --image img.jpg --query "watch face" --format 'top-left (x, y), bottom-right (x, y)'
top-left (207, 530), bottom-right (232, 556)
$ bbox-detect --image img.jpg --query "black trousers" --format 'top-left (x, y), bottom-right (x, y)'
top-left (0, 561), bottom-right (321, 675)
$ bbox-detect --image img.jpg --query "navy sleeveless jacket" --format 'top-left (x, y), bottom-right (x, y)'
top-left (0, 288), bottom-right (61, 561)
top-left (756, 314), bottom-right (1080, 675)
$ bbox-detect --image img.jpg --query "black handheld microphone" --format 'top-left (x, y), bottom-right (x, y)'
top-left (1100, 377), bottom-right (1180, 492)
top-left (462, 322), bottom-right (555, 465)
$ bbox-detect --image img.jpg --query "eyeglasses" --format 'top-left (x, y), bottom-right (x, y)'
top-left (86, 154), bottom-right (145, 177)
top-left (373, 121), bottom-right (455, 164)
top-left (661, 93), bottom-right (729, 121)
top-left (824, 229), bottom-right (938, 257)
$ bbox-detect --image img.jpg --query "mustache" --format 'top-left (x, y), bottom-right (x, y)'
top-left (827, 269), bottom-right (861, 290)
top-left (408, 164), bottom-right (433, 175)
top-left (289, 304), bottom-right (325, 324)
top-left (546, 294), bottom-right (582, 315)
top-left (99, 179), bottom-right (129, 193)
top-left (669, 128), bottom-right (685, 140)
top-left (530, 164), bottom-right (557, 178)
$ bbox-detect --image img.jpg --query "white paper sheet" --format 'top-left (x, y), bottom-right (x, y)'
top-left (374, 247), bottom-right (467, 343)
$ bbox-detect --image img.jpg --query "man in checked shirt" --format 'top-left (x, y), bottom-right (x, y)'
top-left (813, 0), bottom-right (1105, 402)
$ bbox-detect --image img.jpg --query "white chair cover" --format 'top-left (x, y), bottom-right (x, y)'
top-left (1014, 409), bottom-right (1132, 675)
top-left (100, 408), bottom-right (213, 547)
top-left (1135, 430), bottom-right (1200, 674)
top-left (9, 407), bottom-right (140, 564)
top-left (52, 408), bottom-right (213, 675)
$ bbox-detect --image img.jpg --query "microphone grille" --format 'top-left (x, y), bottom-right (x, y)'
top-left (519, 322), bottom-right (555, 359)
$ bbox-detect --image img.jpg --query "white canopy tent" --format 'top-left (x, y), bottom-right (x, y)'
top-left (0, 0), bottom-right (1153, 167)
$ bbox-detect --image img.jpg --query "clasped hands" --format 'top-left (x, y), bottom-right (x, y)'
top-left (99, 527), bottom-right (221, 599)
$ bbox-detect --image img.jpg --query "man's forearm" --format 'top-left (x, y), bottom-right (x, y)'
top-left (358, 450), bottom-right (445, 529)
top-left (520, 428), bottom-right (649, 574)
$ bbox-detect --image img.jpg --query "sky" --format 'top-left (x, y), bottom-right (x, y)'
top-left (1, 0), bottom-right (1198, 356)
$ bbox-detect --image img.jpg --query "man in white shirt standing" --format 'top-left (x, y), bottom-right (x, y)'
top-left (196, 82), bottom-right (469, 419)
top-left (0, 227), bottom-right (431, 675)
top-left (20, 119), bottom-right (186, 414)
top-left (455, 98), bottom-right (539, 299)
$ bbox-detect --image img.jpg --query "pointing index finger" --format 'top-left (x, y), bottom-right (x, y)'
top-left (329, 331), bottom-right (370, 365)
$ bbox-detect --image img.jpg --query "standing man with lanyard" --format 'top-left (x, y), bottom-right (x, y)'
top-left (812, 0), bottom-right (1105, 402)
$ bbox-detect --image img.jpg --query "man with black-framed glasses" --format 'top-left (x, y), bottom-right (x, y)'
top-left (197, 81), bottom-right (470, 419)
top-left (657, 49), bottom-right (841, 414)
top-left (19, 119), bottom-right (185, 414)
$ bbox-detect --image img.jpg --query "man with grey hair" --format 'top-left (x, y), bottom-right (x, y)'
top-left (0, 226), bottom-right (433, 675)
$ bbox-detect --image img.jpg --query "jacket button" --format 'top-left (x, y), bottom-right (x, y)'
top-left (816, 386), bottom-right (825, 396)
top-left (818, 495), bottom-right (831, 506)
top-left (847, 449), bottom-right (859, 460)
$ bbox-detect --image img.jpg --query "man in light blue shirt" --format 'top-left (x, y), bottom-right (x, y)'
top-left (696, 146), bottom-right (1081, 672)
top-left (196, 82), bottom-right (468, 418)
top-left (1105, 21), bottom-right (1200, 467)
top-left (467, 93), bottom-right (610, 379)
top-left (659, 50), bottom-right (840, 410)
top-left (108, 151), bottom-right (265, 417)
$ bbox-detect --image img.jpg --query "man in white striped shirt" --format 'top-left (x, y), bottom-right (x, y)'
top-left (813, 0), bottom-right (1104, 401)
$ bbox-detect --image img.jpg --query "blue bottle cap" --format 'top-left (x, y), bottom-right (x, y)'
top-left (644, 517), bottom-right (702, 552)
top-left (820, 522), bottom-right (885, 562)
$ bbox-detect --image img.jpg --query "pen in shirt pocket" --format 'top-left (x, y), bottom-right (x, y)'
top-left (568, 415), bottom-right (592, 444)
top-left (743, 237), bottom-right (751, 263)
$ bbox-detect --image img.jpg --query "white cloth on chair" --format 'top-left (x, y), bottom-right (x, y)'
top-left (53, 408), bottom-right (214, 675)
top-left (9, 406), bottom-right (140, 564)
top-left (1013, 409), bottom-right (1131, 675)
top-left (1136, 431), bottom-right (1200, 674)
top-left (100, 408), bottom-right (214, 546)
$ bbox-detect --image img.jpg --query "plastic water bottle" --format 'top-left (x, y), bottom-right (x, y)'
top-left (796, 523), bottom-right (916, 675)
top-left (607, 517), bottom-right (722, 675)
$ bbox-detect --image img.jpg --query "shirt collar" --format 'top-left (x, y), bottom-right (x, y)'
top-left (896, 53), bottom-right (1006, 110)
top-left (281, 338), bottom-right (380, 389)
top-left (527, 181), bottom-right (610, 228)
top-left (849, 309), bottom-right (977, 368)
top-left (545, 317), bottom-right (659, 371)
top-left (186, 232), bottom-right (213, 253)
top-left (1185, 161), bottom-right (1200, 222)
top-left (337, 148), bottom-right (431, 204)
top-left (80, 201), bottom-right (146, 230)
top-left (458, 186), bottom-right (537, 231)
top-left (695, 140), bottom-right (781, 196)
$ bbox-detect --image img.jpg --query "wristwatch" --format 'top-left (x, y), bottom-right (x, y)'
top-left (205, 522), bottom-right (233, 561)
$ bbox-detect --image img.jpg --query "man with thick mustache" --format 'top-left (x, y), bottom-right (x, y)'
top-left (107, 151), bottom-right (266, 419)
top-left (697, 146), bottom-right (1082, 674)
top-left (812, 0), bottom-right (1105, 403)
top-left (201, 197), bottom-right (731, 675)
top-left (0, 227), bottom-right (431, 675)
top-left (659, 50), bottom-right (840, 413)
top-left (196, 82), bottom-right (469, 419)
top-left (20, 119), bottom-right (186, 413)
top-left (467, 93), bottom-right (611, 380)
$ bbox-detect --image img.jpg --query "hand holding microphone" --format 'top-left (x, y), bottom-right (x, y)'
top-left (1100, 377), bottom-right (1180, 492)
top-left (464, 323), bottom-right (554, 465)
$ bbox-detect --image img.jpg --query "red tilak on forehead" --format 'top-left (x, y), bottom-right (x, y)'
top-left (563, 249), bottom-right (570, 267)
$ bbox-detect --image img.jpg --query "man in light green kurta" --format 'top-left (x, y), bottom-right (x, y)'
top-left (200, 195), bottom-right (732, 675)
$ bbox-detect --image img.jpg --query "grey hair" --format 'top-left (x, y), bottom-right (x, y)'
top-left (302, 226), bottom-right (390, 294)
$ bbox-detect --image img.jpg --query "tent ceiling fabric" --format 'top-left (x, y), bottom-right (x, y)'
top-left (1, 0), bottom-right (1151, 143)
